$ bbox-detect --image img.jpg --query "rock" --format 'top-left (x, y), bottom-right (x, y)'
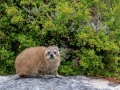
top-left (0, 75), bottom-right (120, 90)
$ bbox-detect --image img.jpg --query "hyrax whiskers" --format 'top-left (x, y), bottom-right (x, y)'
top-left (15, 46), bottom-right (62, 78)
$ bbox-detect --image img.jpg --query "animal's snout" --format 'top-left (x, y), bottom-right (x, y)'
top-left (50, 54), bottom-right (53, 58)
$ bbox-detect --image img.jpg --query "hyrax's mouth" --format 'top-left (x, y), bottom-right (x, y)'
top-left (49, 55), bottom-right (56, 62)
top-left (49, 54), bottom-right (54, 59)
top-left (50, 57), bottom-right (54, 59)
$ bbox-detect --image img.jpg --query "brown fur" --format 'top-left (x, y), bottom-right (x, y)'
top-left (15, 46), bottom-right (61, 78)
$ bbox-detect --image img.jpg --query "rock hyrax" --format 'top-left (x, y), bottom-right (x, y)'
top-left (15, 46), bottom-right (61, 78)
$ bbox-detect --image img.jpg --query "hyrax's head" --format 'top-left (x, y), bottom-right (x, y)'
top-left (44, 46), bottom-right (60, 62)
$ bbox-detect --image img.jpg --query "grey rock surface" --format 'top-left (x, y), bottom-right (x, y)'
top-left (0, 75), bottom-right (120, 90)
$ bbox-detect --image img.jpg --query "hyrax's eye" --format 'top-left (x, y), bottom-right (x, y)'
top-left (47, 51), bottom-right (50, 54)
top-left (53, 51), bottom-right (57, 54)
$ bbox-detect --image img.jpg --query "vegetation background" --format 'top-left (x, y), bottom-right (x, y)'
top-left (0, 0), bottom-right (120, 80)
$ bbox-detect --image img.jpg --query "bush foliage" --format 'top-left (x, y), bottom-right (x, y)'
top-left (0, 0), bottom-right (120, 78)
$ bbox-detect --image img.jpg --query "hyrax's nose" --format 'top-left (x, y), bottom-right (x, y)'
top-left (50, 54), bottom-right (53, 57)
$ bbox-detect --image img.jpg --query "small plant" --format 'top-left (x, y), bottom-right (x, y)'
top-left (59, 47), bottom-right (71, 61)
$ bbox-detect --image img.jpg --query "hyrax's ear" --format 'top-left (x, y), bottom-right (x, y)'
top-left (55, 46), bottom-right (59, 51)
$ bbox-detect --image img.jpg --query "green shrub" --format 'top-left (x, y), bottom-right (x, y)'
top-left (0, 0), bottom-right (120, 79)
top-left (76, 28), bottom-right (120, 77)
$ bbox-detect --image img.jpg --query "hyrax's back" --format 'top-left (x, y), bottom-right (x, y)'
top-left (15, 46), bottom-right (47, 77)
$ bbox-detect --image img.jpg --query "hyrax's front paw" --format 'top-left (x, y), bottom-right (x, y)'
top-left (55, 74), bottom-right (63, 79)
top-left (41, 74), bottom-right (47, 79)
